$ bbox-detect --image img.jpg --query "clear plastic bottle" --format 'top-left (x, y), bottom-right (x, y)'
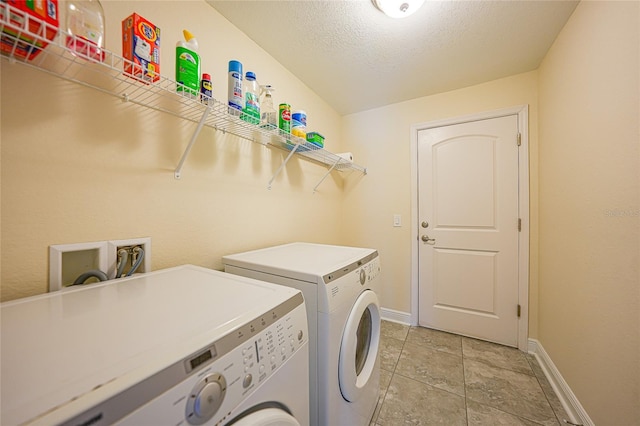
top-left (65, 0), bottom-right (105, 62)
top-left (260, 85), bottom-right (277, 130)
top-left (242, 71), bottom-right (260, 125)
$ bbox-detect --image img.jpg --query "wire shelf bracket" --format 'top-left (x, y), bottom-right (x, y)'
top-left (268, 142), bottom-right (301, 190)
top-left (175, 107), bottom-right (211, 179)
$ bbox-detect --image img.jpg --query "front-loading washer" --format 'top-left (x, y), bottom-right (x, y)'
top-left (1, 265), bottom-right (309, 426)
top-left (223, 243), bottom-right (382, 426)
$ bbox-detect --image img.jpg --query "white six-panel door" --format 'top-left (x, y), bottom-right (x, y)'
top-left (417, 115), bottom-right (520, 346)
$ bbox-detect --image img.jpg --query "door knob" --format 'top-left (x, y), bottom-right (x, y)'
top-left (421, 221), bottom-right (429, 228)
top-left (421, 235), bottom-right (435, 243)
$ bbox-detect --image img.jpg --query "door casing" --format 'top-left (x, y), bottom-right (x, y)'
top-left (410, 105), bottom-right (530, 351)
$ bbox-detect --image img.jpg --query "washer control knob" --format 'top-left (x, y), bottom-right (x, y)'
top-left (359, 269), bottom-right (366, 285)
top-left (186, 373), bottom-right (226, 425)
top-left (243, 374), bottom-right (253, 388)
top-left (298, 330), bottom-right (304, 341)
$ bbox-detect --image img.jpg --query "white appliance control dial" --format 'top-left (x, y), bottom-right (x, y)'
top-left (186, 373), bottom-right (227, 425)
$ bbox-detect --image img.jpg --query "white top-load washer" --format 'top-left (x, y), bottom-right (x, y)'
top-left (1, 265), bottom-right (309, 426)
top-left (223, 243), bottom-right (382, 426)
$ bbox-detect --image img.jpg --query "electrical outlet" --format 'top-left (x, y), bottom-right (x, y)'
top-left (107, 237), bottom-right (151, 279)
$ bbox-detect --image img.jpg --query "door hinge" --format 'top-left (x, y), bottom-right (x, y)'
top-left (517, 133), bottom-right (522, 146)
top-left (518, 218), bottom-right (522, 232)
top-left (517, 304), bottom-right (521, 317)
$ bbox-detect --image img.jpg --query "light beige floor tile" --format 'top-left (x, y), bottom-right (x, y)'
top-left (462, 337), bottom-right (534, 375)
top-left (377, 374), bottom-right (466, 425)
top-left (467, 399), bottom-right (555, 426)
top-left (526, 355), bottom-right (573, 425)
top-left (379, 336), bottom-right (404, 372)
top-left (381, 320), bottom-right (410, 341)
top-left (395, 341), bottom-right (465, 396)
top-left (465, 359), bottom-right (557, 426)
top-left (371, 368), bottom-right (393, 425)
top-left (406, 326), bottom-right (462, 356)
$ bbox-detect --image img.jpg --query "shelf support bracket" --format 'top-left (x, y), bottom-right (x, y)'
top-left (174, 107), bottom-right (211, 179)
top-left (268, 142), bottom-right (301, 190)
top-left (313, 157), bottom-right (342, 194)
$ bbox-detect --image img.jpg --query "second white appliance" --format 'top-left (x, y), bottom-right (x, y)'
top-left (223, 243), bottom-right (382, 426)
top-left (1, 265), bottom-right (309, 426)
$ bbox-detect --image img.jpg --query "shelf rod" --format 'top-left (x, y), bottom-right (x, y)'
top-left (174, 107), bottom-right (211, 179)
top-left (313, 157), bottom-right (342, 194)
top-left (268, 142), bottom-right (301, 190)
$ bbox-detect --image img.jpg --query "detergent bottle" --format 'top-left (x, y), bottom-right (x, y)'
top-left (175, 30), bottom-right (200, 98)
top-left (242, 71), bottom-right (260, 125)
top-left (65, 0), bottom-right (105, 61)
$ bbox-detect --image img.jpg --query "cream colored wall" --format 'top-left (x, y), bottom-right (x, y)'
top-left (0, 1), bottom-right (347, 301)
top-left (341, 71), bottom-right (539, 336)
top-left (537, 1), bottom-right (639, 424)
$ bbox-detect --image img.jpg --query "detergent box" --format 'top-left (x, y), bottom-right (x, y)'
top-left (1, 0), bottom-right (59, 60)
top-left (122, 13), bottom-right (160, 83)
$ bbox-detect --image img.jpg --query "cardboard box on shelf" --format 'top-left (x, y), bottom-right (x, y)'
top-left (0, 0), bottom-right (59, 60)
top-left (122, 13), bottom-right (160, 83)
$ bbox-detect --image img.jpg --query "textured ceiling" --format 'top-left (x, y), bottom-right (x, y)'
top-left (207, 0), bottom-right (579, 115)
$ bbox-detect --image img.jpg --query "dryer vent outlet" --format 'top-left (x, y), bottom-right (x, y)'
top-left (49, 241), bottom-right (109, 291)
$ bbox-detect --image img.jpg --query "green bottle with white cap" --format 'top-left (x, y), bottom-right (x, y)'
top-left (175, 29), bottom-right (200, 98)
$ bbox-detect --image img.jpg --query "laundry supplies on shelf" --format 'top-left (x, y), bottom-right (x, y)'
top-left (259, 85), bottom-right (277, 130)
top-left (122, 13), bottom-right (160, 83)
top-left (175, 29), bottom-right (200, 98)
top-left (227, 60), bottom-right (243, 116)
top-left (242, 71), bottom-right (260, 124)
top-left (65, 0), bottom-right (105, 62)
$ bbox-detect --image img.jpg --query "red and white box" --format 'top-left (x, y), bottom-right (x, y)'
top-left (122, 13), bottom-right (160, 83)
top-left (1, 0), bottom-right (59, 60)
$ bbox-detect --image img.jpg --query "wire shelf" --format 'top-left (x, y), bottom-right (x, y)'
top-left (0, 2), bottom-right (367, 182)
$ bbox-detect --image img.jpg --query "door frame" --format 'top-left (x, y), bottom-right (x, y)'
top-left (409, 105), bottom-right (530, 351)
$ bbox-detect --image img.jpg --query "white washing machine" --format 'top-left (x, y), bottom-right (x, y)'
top-left (223, 243), bottom-right (381, 426)
top-left (1, 265), bottom-right (309, 426)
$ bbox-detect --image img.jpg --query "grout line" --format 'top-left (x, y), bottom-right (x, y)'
top-left (527, 355), bottom-right (572, 426)
top-left (375, 324), bottom-right (410, 424)
top-left (461, 337), bottom-right (469, 425)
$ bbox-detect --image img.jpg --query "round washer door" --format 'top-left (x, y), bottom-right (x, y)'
top-left (228, 407), bottom-right (300, 426)
top-left (338, 289), bottom-right (381, 402)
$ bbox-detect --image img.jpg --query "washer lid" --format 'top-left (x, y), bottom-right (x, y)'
top-left (223, 243), bottom-right (377, 283)
top-left (1, 265), bottom-right (301, 426)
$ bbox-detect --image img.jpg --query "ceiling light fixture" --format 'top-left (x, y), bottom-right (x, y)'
top-left (372, 0), bottom-right (425, 18)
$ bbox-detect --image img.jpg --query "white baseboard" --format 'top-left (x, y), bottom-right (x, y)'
top-left (528, 339), bottom-right (594, 426)
top-left (380, 308), bottom-right (412, 325)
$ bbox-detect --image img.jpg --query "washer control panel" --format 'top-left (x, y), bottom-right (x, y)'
top-left (362, 257), bottom-right (381, 284)
top-left (62, 293), bottom-right (308, 426)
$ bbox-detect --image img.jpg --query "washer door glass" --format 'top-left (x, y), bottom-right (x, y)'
top-left (355, 307), bottom-right (372, 376)
top-left (338, 289), bottom-right (381, 402)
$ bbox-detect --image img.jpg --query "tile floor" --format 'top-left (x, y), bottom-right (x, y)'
top-left (372, 321), bottom-right (571, 425)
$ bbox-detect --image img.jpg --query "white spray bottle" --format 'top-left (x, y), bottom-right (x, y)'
top-left (260, 85), bottom-right (277, 129)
